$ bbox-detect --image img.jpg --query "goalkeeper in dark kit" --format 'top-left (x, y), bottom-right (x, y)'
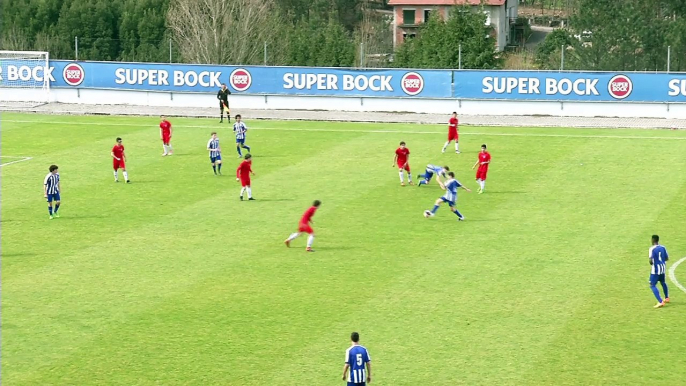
top-left (217, 83), bottom-right (231, 123)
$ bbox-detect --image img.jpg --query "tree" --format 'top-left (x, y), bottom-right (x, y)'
top-left (535, 28), bottom-right (575, 69)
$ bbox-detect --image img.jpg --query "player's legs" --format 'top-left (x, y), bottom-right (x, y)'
top-left (242, 143), bottom-right (251, 153)
top-left (418, 170), bottom-right (433, 186)
top-left (236, 140), bottom-right (243, 157)
top-left (449, 205), bottom-right (464, 220)
top-left (658, 275), bottom-right (669, 301)
top-left (406, 165), bottom-right (413, 184)
top-left (285, 231), bottom-right (301, 247)
top-left (53, 194), bottom-right (61, 217)
top-left (166, 141), bottom-right (173, 155)
top-left (121, 167), bottom-right (130, 183)
top-left (113, 168), bottom-right (119, 182)
top-left (246, 184), bottom-right (253, 200)
top-left (442, 140), bottom-right (451, 153)
top-left (306, 232), bottom-right (315, 252)
top-left (216, 158), bottom-right (222, 174)
top-left (649, 275), bottom-right (664, 305)
top-left (398, 167), bottom-right (405, 185)
top-left (454, 136), bottom-right (459, 153)
top-left (46, 196), bottom-right (54, 218)
top-left (211, 157), bottom-right (217, 175)
top-left (219, 102), bottom-right (225, 122)
top-left (430, 197), bottom-right (444, 214)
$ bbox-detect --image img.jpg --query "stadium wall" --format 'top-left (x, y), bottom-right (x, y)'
top-left (2, 60), bottom-right (686, 119)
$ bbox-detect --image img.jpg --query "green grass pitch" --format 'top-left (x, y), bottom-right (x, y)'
top-left (2, 112), bottom-right (686, 385)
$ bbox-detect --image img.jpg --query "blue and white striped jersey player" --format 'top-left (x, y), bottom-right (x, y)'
top-left (417, 164), bottom-right (450, 187)
top-left (342, 332), bottom-right (371, 386)
top-left (233, 114), bottom-right (252, 158)
top-left (648, 234), bottom-right (670, 308)
top-left (43, 164), bottom-right (61, 219)
top-left (425, 171), bottom-right (471, 221)
top-left (207, 131), bottom-right (222, 175)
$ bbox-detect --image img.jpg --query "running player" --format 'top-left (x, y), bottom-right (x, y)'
top-left (392, 141), bottom-right (412, 186)
top-left (649, 235), bottom-right (670, 308)
top-left (233, 114), bottom-right (251, 158)
top-left (207, 132), bottom-right (222, 175)
top-left (44, 164), bottom-right (61, 219)
top-left (111, 137), bottom-right (131, 183)
top-left (472, 144), bottom-right (491, 193)
top-left (236, 153), bottom-right (255, 200)
top-left (160, 115), bottom-right (173, 156)
top-left (417, 164), bottom-right (450, 188)
top-left (442, 112), bottom-right (460, 154)
top-left (424, 171), bottom-right (470, 221)
top-left (284, 200), bottom-right (321, 252)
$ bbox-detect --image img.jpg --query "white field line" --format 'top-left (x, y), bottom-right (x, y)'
top-left (3, 119), bottom-right (686, 141)
top-left (668, 256), bottom-right (686, 295)
top-left (0, 156), bottom-right (33, 167)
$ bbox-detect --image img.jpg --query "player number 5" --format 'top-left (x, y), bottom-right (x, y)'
top-left (356, 354), bottom-right (362, 366)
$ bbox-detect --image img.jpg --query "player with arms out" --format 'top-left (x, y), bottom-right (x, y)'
top-left (342, 332), bottom-right (371, 386)
top-left (44, 164), bottom-right (61, 219)
top-left (233, 114), bottom-right (252, 158)
top-left (207, 132), bottom-right (222, 175)
top-left (284, 200), bottom-right (321, 252)
top-left (472, 144), bottom-right (491, 194)
top-left (417, 164), bottom-right (450, 188)
top-left (217, 83), bottom-right (231, 123)
top-left (442, 112), bottom-right (460, 154)
top-left (236, 153), bottom-right (255, 200)
top-left (111, 137), bottom-right (131, 183)
top-left (648, 234), bottom-right (670, 308)
top-left (160, 115), bottom-right (173, 156)
top-left (424, 171), bottom-right (470, 221)
top-left (392, 141), bottom-right (413, 186)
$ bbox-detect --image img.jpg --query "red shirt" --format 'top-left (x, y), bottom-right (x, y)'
top-left (300, 206), bottom-right (318, 224)
top-left (160, 120), bottom-right (171, 135)
top-left (395, 147), bottom-right (410, 164)
top-left (449, 117), bottom-right (458, 131)
top-left (112, 144), bottom-right (125, 159)
top-left (236, 160), bottom-right (252, 178)
top-left (478, 151), bottom-right (491, 168)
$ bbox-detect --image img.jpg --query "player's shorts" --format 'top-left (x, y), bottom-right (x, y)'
top-left (113, 159), bottom-right (126, 170)
top-left (440, 196), bottom-right (456, 207)
top-left (423, 170), bottom-right (434, 181)
top-left (448, 128), bottom-right (458, 141)
top-left (236, 138), bottom-right (245, 145)
top-left (298, 223), bottom-right (314, 234)
top-left (210, 155), bottom-right (222, 163)
top-left (347, 382), bottom-right (366, 386)
top-left (476, 167), bottom-right (488, 181)
top-left (397, 162), bottom-right (410, 172)
top-left (649, 273), bottom-right (666, 285)
top-left (219, 101), bottom-right (229, 110)
top-left (240, 178), bottom-right (251, 187)
top-left (162, 133), bottom-right (171, 144)
top-left (46, 192), bottom-right (61, 202)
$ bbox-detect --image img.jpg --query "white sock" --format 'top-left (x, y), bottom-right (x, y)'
top-left (113, 171), bottom-right (118, 180)
top-left (307, 234), bottom-right (314, 248)
top-left (287, 232), bottom-right (300, 241)
top-left (123, 171), bottom-right (129, 181)
top-left (481, 180), bottom-right (486, 191)
top-left (408, 173), bottom-right (412, 182)
top-left (455, 142), bottom-right (459, 151)
top-left (163, 144), bottom-right (167, 153)
top-left (247, 187), bottom-right (252, 198)
top-left (168, 144), bottom-right (172, 152)
top-left (442, 141), bottom-right (449, 151)
top-left (399, 171), bottom-right (404, 183)
top-left (240, 187), bottom-right (246, 197)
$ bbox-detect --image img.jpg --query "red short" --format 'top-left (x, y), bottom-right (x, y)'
top-left (113, 159), bottom-right (126, 170)
top-left (476, 167), bottom-right (488, 180)
top-left (448, 129), bottom-right (458, 142)
top-left (240, 178), bottom-right (251, 187)
top-left (162, 134), bottom-right (171, 144)
top-left (298, 223), bottom-right (314, 234)
top-left (397, 161), bottom-right (410, 172)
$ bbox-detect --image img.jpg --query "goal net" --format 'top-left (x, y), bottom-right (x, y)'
top-left (0, 51), bottom-right (50, 109)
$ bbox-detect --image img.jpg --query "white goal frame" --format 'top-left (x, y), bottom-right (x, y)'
top-left (0, 50), bottom-right (50, 108)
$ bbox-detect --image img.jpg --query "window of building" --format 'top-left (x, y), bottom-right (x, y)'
top-left (424, 9), bottom-right (431, 22)
top-left (402, 32), bottom-right (417, 42)
top-left (403, 9), bottom-right (415, 25)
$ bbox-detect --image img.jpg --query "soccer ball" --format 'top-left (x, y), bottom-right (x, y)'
top-left (423, 210), bottom-right (433, 218)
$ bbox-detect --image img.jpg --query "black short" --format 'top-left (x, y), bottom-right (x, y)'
top-left (219, 100), bottom-right (229, 109)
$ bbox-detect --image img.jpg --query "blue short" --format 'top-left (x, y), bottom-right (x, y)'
top-left (440, 197), bottom-right (455, 207)
top-left (649, 274), bottom-right (666, 286)
top-left (423, 170), bottom-right (434, 181)
top-left (210, 155), bottom-right (222, 163)
top-left (236, 138), bottom-right (245, 145)
top-left (347, 383), bottom-right (366, 386)
top-left (46, 193), bottom-right (61, 202)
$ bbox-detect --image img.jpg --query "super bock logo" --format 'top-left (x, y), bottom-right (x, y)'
top-left (607, 74), bottom-right (633, 100)
top-left (62, 62), bottom-right (85, 86)
top-left (229, 68), bottom-right (252, 92)
top-left (400, 72), bottom-right (424, 96)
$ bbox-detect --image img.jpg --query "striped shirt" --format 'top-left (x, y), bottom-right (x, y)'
top-left (426, 164), bottom-right (447, 177)
top-left (233, 122), bottom-right (248, 140)
top-left (345, 344), bottom-right (371, 384)
top-left (207, 138), bottom-right (221, 157)
top-left (442, 178), bottom-right (462, 202)
top-left (44, 173), bottom-right (60, 194)
top-left (649, 245), bottom-right (669, 275)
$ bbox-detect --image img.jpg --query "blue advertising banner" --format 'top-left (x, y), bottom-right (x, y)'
top-left (32, 60), bottom-right (452, 98)
top-left (453, 70), bottom-right (686, 102)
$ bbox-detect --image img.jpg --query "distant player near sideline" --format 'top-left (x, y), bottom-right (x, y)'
top-left (236, 153), bottom-right (255, 200)
top-left (217, 83), bottom-right (231, 123)
top-left (649, 235), bottom-right (670, 308)
top-left (284, 200), bottom-right (321, 252)
top-left (233, 114), bottom-right (252, 158)
top-left (418, 164), bottom-right (450, 188)
top-left (160, 115), bottom-right (173, 156)
top-left (393, 141), bottom-right (413, 186)
top-left (424, 171), bottom-right (470, 221)
top-left (472, 144), bottom-right (491, 194)
top-left (442, 112), bottom-right (460, 154)
top-left (111, 137), bottom-right (131, 183)
top-left (342, 332), bottom-right (372, 386)
top-left (207, 132), bottom-right (222, 175)
top-left (44, 164), bottom-right (61, 219)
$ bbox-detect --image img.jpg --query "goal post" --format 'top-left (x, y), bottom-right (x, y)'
top-left (0, 50), bottom-right (50, 108)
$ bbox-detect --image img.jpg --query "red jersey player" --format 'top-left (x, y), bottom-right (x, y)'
top-left (442, 112), bottom-right (460, 154)
top-left (160, 115), bottom-right (173, 156)
top-left (284, 200), bottom-right (321, 252)
top-left (111, 137), bottom-right (130, 183)
top-left (236, 153), bottom-right (255, 200)
top-left (392, 141), bottom-right (413, 186)
top-left (472, 144), bottom-right (491, 194)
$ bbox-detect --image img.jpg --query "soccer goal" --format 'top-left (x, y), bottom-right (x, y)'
top-left (0, 50), bottom-right (50, 109)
